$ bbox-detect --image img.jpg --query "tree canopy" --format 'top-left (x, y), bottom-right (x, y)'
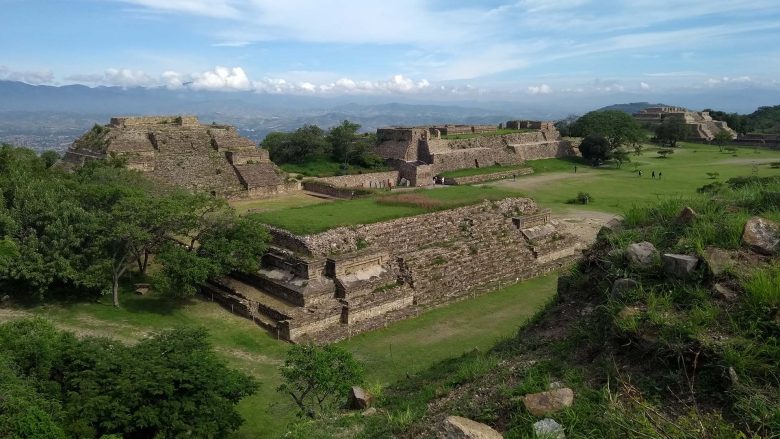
top-left (278, 344), bottom-right (364, 417)
top-left (261, 120), bottom-right (384, 169)
top-left (0, 318), bottom-right (257, 438)
top-left (655, 118), bottom-right (690, 147)
top-left (571, 110), bottom-right (644, 149)
top-left (0, 144), bottom-right (269, 306)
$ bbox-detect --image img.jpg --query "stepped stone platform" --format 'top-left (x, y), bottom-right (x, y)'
top-left (633, 107), bottom-right (737, 141)
top-left (208, 197), bottom-right (582, 343)
top-left (62, 115), bottom-right (299, 198)
top-left (374, 120), bottom-right (574, 187)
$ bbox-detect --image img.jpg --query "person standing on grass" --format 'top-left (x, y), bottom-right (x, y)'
top-left (574, 165), bottom-right (577, 173)
top-left (658, 171), bottom-right (662, 179)
top-left (652, 170), bottom-right (656, 179)
top-left (638, 170), bottom-right (642, 177)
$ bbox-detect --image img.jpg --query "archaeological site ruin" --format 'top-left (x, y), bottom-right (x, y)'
top-left (65, 116), bottom-right (584, 342)
top-left (633, 106), bottom-right (737, 141)
top-left (63, 116), bottom-right (299, 198)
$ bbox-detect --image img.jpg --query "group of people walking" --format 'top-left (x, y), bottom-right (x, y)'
top-left (637, 170), bottom-right (662, 179)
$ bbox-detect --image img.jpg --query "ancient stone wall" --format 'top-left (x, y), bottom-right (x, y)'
top-left (311, 171), bottom-right (400, 189)
top-left (443, 167), bottom-right (533, 185)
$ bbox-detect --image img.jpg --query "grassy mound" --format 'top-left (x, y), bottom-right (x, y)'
top-left (302, 178), bottom-right (780, 438)
top-left (252, 185), bottom-right (521, 235)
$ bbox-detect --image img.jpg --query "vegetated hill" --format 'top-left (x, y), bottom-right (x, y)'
top-left (596, 102), bottom-right (672, 114)
top-left (305, 176), bottom-right (780, 439)
top-left (708, 105), bottom-right (780, 134)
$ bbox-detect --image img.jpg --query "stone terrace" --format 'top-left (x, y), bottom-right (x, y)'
top-left (63, 115), bottom-right (299, 198)
top-left (207, 197), bottom-right (582, 343)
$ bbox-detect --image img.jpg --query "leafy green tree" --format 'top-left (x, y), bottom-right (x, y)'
top-left (40, 150), bottom-right (60, 168)
top-left (154, 213), bottom-right (268, 297)
top-left (571, 110), bottom-right (644, 150)
top-left (0, 319), bottom-right (258, 438)
top-left (263, 125), bottom-right (331, 164)
top-left (278, 344), bottom-right (364, 417)
top-left (713, 130), bottom-right (734, 151)
top-left (655, 118), bottom-right (690, 147)
top-left (612, 148), bottom-right (631, 168)
top-left (579, 134), bottom-right (612, 166)
top-left (327, 120), bottom-right (361, 165)
top-left (657, 148), bottom-right (675, 158)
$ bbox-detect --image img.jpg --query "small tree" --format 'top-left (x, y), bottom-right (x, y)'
top-left (612, 148), bottom-right (631, 168)
top-left (278, 344), bottom-right (364, 417)
top-left (633, 143), bottom-right (644, 156)
top-left (713, 130), bottom-right (734, 152)
top-left (657, 148), bottom-right (675, 158)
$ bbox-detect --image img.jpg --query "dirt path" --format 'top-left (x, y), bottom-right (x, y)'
top-left (487, 171), bottom-right (597, 191)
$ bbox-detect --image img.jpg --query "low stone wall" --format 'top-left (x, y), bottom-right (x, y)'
top-left (301, 181), bottom-right (379, 199)
top-left (443, 167), bottom-right (533, 185)
top-left (311, 171), bottom-right (399, 189)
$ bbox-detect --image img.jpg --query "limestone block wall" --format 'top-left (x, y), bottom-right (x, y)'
top-left (311, 171), bottom-right (400, 188)
top-left (443, 167), bottom-right (533, 185)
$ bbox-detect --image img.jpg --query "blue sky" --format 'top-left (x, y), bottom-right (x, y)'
top-left (1, 0), bottom-right (780, 101)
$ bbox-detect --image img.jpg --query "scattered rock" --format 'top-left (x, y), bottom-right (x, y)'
top-left (676, 206), bottom-right (698, 225)
top-left (611, 278), bottom-right (639, 297)
top-left (703, 247), bottom-right (735, 277)
top-left (349, 386), bottom-right (373, 409)
top-left (626, 242), bottom-right (658, 269)
top-left (662, 254), bottom-right (699, 279)
top-left (0, 294), bottom-right (10, 303)
top-left (548, 381), bottom-right (564, 390)
top-left (712, 283), bottom-right (738, 302)
top-left (522, 388), bottom-right (575, 417)
top-left (438, 415), bottom-right (503, 439)
top-left (618, 306), bottom-right (643, 319)
top-left (134, 283), bottom-right (151, 295)
top-left (533, 418), bottom-right (565, 439)
top-left (742, 216), bottom-right (780, 255)
top-left (728, 367), bottom-right (739, 385)
top-left (362, 407), bottom-right (377, 417)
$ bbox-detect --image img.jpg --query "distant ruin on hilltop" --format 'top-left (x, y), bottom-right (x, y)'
top-left (633, 107), bottom-right (737, 141)
top-left (62, 115), bottom-right (299, 198)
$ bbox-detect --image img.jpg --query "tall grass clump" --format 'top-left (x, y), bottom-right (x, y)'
top-left (742, 266), bottom-right (780, 308)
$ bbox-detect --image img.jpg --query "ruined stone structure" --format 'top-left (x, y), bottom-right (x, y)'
top-left (203, 198), bottom-right (581, 342)
top-left (63, 116), bottom-right (299, 198)
top-left (633, 107), bottom-right (737, 141)
top-left (375, 121), bottom-right (573, 186)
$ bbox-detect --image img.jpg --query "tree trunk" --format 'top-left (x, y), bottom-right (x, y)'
top-left (136, 250), bottom-right (150, 275)
top-left (112, 273), bottom-right (120, 307)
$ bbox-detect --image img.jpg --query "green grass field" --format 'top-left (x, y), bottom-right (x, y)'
top-left (3, 273), bottom-right (558, 438)
top-left (252, 185), bottom-right (522, 234)
top-left (439, 164), bottom-right (528, 178)
top-left (500, 143), bottom-right (780, 214)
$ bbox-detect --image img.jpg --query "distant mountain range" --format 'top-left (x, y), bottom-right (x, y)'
top-left (0, 80), bottom-right (778, 151)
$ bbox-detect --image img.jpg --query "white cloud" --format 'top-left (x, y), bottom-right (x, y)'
top-left (119, 0), bottom-right (239, 18)
top-left (591, 79), bottom-right (625, 92)
top-left (527, 84), bottom-right (553, 95)
top-left (0, 66), bottom-right (54, 84)
top-left (65, 68), bottom-right (155, 87)
top-left (190, 66), bottom-right (252, 91)
top-left (253, 74), bottom-right (431, 95)
top-left (640, 81), bottom-right (651, 90)
top-left (705, 76), bottom-right (753, 86)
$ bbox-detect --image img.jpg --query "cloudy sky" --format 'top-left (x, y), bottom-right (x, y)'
top-left (2, 0), bottom-right (780, 101)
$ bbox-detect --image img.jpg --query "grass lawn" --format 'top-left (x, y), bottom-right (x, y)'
top-left (3, 272), bottom-right (559, 438)
top-left (252, 185), bottom-right (522, 235)
top-left (229, 191), bottom-right (329, 215)
top-left (440, 164), bottom-right (528, 179)
top-left (441, 128), bottom-right (532, 140)
top-left (497, 143), bottom-right (780, 214)
top-left (279, 159), bottom-right (391, 177)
